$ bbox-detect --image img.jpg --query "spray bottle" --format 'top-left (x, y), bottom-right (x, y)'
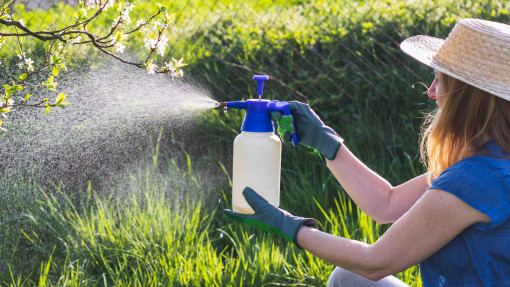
top-left (219, 75), bottom-right (299, 214)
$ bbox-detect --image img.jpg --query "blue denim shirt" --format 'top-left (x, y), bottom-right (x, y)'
top-left (421, 140), bottom-right (510, 286)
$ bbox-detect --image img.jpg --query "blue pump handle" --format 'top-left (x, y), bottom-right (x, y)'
top-left (253, 75), bottom-right (269, 96)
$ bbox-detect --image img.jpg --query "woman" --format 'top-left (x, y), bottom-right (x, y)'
top-left (224, 18), bottom-right (510, 286)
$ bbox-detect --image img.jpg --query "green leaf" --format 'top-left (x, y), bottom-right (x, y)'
top-left (24, 93), bottom-right (32, 102)
top-left (0, 37), bottom-right (6, 44)
top-left (52, 66), bottom-right (59, 76)
top-left (3, 83), bottom-right (24, 99)
top-left (14, 84), bottom-right (24, 92)
top-left (42, 77), bottom-right (57, 91)
top-left (45, 106), bottom-right (50, 114)
top-left (114, 31), bottom-right (123, 42)
top-left (19, 73), bottom-right (27, 81)
top-left (166, 12), bottom-right (175, 23)
top-left (55, 93), bottom-right (66, 104)
top-left (0, 108), bottom-right (11, 113)
top-left (3, 84), bottom-right (11, 96)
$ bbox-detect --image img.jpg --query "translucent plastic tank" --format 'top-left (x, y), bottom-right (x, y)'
top-left (232, 131), bottom-right (281, 214)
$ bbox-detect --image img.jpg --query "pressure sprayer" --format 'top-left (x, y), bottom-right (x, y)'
top-left (218, 75), bottom-right (299, 214)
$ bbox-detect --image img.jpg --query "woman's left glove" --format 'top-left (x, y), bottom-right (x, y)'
top-left (223, 187), bottom-right (317, 248)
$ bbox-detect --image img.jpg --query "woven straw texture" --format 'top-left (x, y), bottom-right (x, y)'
top-left (401, 18), bottom-right (510, 101)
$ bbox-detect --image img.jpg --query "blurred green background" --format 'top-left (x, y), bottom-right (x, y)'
top-left (1, 0), bottom-right (509, 285)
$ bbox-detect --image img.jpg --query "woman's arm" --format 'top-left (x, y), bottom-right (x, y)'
top-left (326, 144), bottom-right (430, 223)
top-left (296, 188), bottom-right (491, 281)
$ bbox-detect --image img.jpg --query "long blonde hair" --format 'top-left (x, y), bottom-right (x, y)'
top-left (420, 72), bottom-right (510, 181)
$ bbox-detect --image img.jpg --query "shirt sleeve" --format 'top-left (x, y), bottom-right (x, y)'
top-left (429, 158), bottom-right (510, 230)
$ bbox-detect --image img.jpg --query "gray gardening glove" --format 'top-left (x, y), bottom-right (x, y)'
top-left (272, 101), bottom-right (343, 160)
top-left (223, 187), bottom-right (317, 248)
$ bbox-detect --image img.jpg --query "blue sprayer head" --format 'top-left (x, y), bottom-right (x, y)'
top-left (219, 75), bottom-right (299, 146)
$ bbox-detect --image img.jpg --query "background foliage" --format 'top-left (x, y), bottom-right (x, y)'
top-left (1, 0), bottom-right (509, 286)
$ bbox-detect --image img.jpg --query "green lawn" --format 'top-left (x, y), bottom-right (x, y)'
top-left (1, 0), bottom-right (509, 285)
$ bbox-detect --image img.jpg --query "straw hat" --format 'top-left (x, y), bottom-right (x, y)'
top-left (400, 18), bottom-right (510, 101)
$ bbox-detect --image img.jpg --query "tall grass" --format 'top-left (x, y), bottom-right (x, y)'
top-left (0, 139), bottom-right (421, 286)
top-left (3, 0), bottom-right (510, 285)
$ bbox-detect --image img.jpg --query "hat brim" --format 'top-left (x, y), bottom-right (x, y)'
top-left (400, 35), bottom-right (444, 69)
top-left (401, 35), bottom-right (503, 96)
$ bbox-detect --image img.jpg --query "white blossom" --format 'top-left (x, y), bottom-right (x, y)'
top-left (85, 0), bottom-right (115, 11)
top-left (16, 52), bottom-right (34, 71)
top-left (136, 19), bottom-right (148, 34)
top-left (143, 36), bottom-right (168, 56)
top-left (25, 58), bottom-right (34, 71)
top-left (164, 58), bottom-right (184, 79)
top-left (112, 17), bottom-right (120, 27)
top-left (17, 57), bottom-right (34, 71)
top-left (114, 42), bottom-right (126, 53)
top-left (121, 13), bottom-right (132, 26)
top-left (156, 35), bottom-right (168, 56)
top-left (112, 3), bottom-right (133, 27)
top-left (153, 20), bottom-right (167, 30)
top-left (164, 61), bottom-right (175, 72)
top-left (145, 62), bottom-right (157, 74)
top-left (143, 37), bottom-right (156, 50)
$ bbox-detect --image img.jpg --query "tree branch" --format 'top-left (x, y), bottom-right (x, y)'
top-left (0, 19), bottom-right (65, 41)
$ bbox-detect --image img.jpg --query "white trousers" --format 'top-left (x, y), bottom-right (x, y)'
top-left (327, 267), bottom-right (410, 287)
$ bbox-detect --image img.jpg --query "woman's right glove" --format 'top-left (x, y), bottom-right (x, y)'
top-left (223, 187), bottom-right (317, 248)
top-left (271, 101), bottom-right (343, 161)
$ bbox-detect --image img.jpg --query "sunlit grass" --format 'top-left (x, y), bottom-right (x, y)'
top-left (1, 143), bottom-right (421, 285)
top-left (6, 0), bottom-right (509, 285)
